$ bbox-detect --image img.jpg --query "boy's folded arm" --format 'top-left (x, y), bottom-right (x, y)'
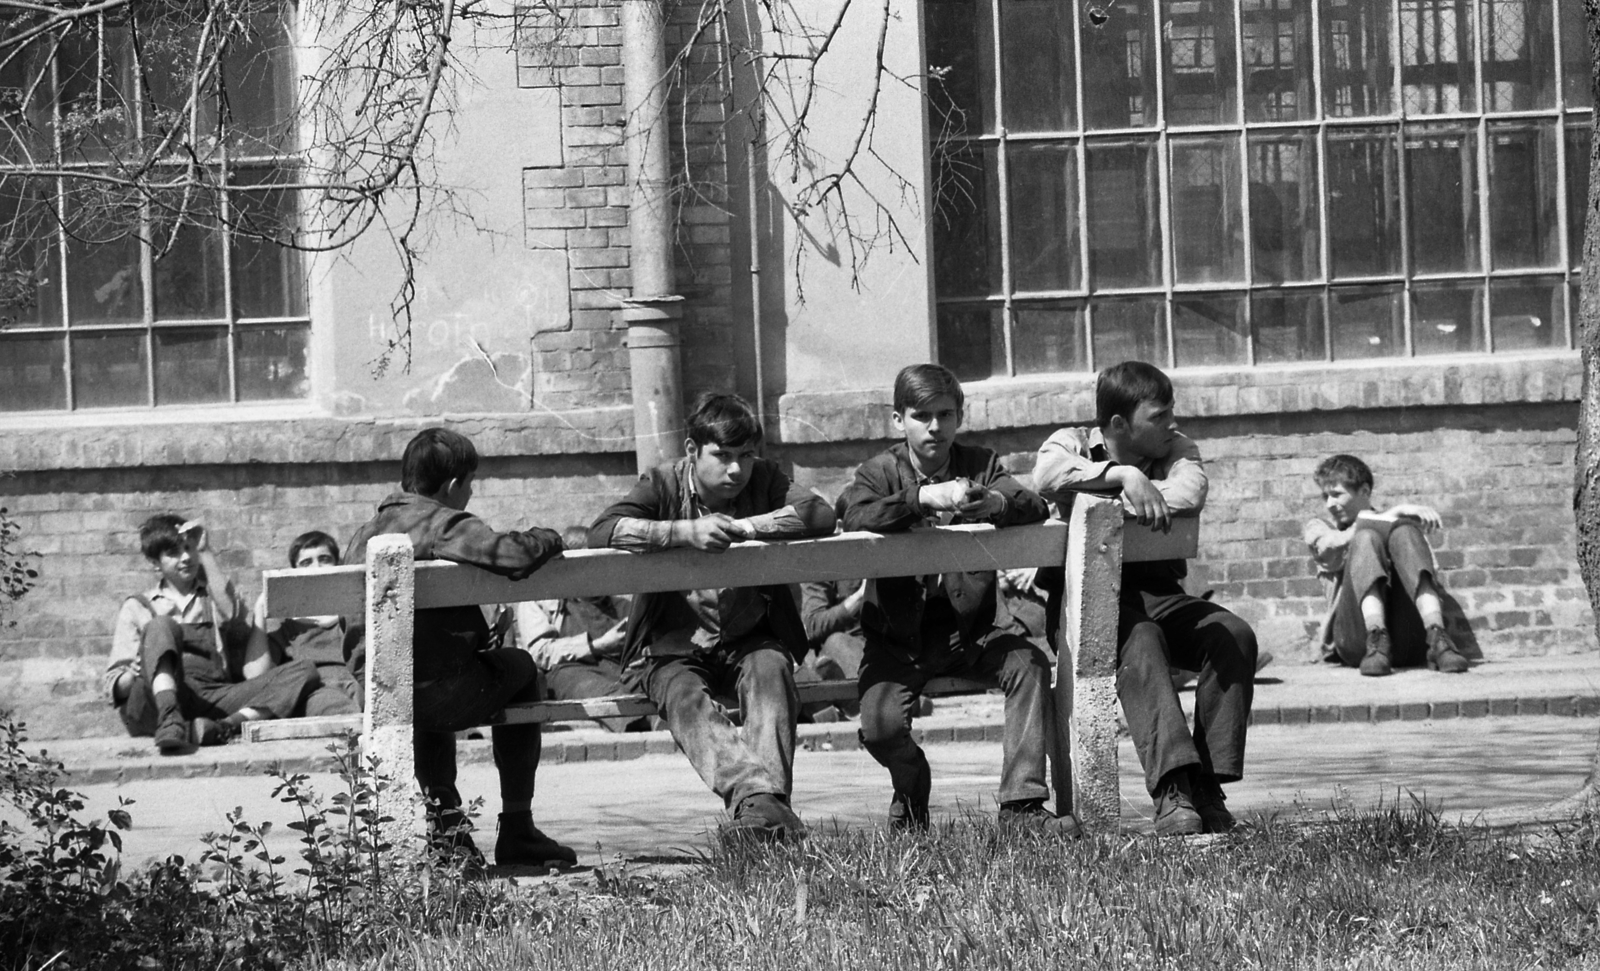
top-left (1303, 518), bottom-right (1353, 558)
top-left (840, 480), bottom-right (925, 533)
top-left (1154, 436), bottom-right (1208, 514)
top-left (801, 583), bottom-right (856, 644)
top-left (975, 454), bottom-right (1049, 526)
top-left (588, 473), bottom-right (667, 549)
top-left (434, 510), bottom-right (564, 580)
top-left (1033, 431), bottom-right (1117, 495)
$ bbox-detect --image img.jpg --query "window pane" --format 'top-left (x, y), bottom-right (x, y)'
top-left (236, 324), bottom-right (309, 399)
top-left (1481, 0), bottom-right (1556, 110)
top-left (1092, 296), bottom-right (1166, 367)
top-left (938, 305), bottom-right (1004, 380)
top-left (1490, 277), bottom-right (1565, 351)
top-left (1243, 0), bottom-right (1314, 121)
top-left (1001, 0), bottom-right (1075, 132)
top-left (1171, 135), bottom-right (1244, 283)
top-left (154, 327), bottom-right (228, 404)
top-left (1561, 0), bottom-right (1592, 108)
top-left (1566, 122), bottom-right (1590, 268)
top-left (232, 168), bottom-right (306, 318)
top-left (65, 234), bottom-right (143, 325)
top-left (1082, 0), bottom-right (1158, 129)
top-left (1252, 289), bottom-right (1326, 363)
top-left (1400, 0), bottom-right (1476, 114)
top-left (154, 208), bottom-right (226, 320)
top-left (926, 0), bottom-right (996, 136)
top-left (0, 24), bottom-right (53, 160)
top-left (0, 335), bottom-right (66, 409)
top-left (144, 15), bottom-right (220, 148)
top-left (222, 8), bottom-right (297, 154)
top-left (1173, 292), bottom-right (1247, 366)
top-left (1249, 130), bottom-right (1321, 283)
top-left (55, 25), bottom-right (136, 163)
top-left (1488, 120), bottom-right (1560, 269)
top-left (1086, 140), bottom-right (1162, 288)
top-left (1329, 284), bottom-right (1404, 359)
top-left (1411, 281), bottom-right (1483, 355)
top-left (1008, 144), bottom-right (1080, 292)
top-left (72, 331), bottom-right (147, 407)
top-left (1327, 127), bottom-right (1402, 277)
top-left (0, 180), bottom-right (63, 328)
top-left (1322, 0), bottom-right (1394, 117)
top-left (1163, 0), bottom-right (1238, 126)
top-left (1406, 125), bottom-right (1479, 274)
top-left (1014, 303), bottom-right (1088, 373)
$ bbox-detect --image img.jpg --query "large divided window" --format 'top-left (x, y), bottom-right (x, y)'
top-left (0, 6), bottom-right (307, 412)
top-left (928, 0), bottom-right (1592, 379)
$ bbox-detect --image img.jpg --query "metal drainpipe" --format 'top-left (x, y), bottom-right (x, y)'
top-left (621, 0), bottom-right (685, 475)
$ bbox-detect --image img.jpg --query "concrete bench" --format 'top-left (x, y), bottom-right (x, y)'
top-left (261, 495), bottom-right (1196, 843)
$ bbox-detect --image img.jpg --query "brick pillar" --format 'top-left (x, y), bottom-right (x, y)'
top-left (362, 535), bottom-right (423, 855)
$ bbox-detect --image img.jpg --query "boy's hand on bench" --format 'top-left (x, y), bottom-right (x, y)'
top-left (919, 478), bottom-right (978, 512)
top-left (680, 514), bottom-right (743, 552)
top-left (1109, 467), bottom-right (1171, 533)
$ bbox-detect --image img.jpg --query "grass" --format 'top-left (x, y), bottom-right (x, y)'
top-left (312, 802), bottom-right (1600, 971)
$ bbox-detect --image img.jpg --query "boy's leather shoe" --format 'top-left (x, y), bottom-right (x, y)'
top-left (154, 705), bottom-right (189, 754)
top-left (998, 798), bottom-right (1082, 839)
top-left (1191, 773), bottom-right (1236, 833)
top-left (1425, 626), bottom-right (1470, 673)
top-left (191, 717), bottom-right (239, 746)
top-left (1359, 629), bottom-right (1393, 677)
top-left (428, 805), bottom-right (487, 877)
top-left (1152, 770), bottom-right (1204, 836)
top-left (494, 811), bottom-right (578, 868)
top-left (888, 789), bottom-right (930, 833)
top-left (727, 793), bottom-right (806, 841)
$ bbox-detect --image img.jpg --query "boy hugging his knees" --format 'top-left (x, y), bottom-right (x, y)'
top-left (588, 392), bottom-right (836, 841)
top-left (345, 427), bottom-right (577, 872)
top-left (107, 515), bottom-right (319, 754)
top-left (253, 531), bottom-right (363, 718)
top-left (840, 363), bottom-right (1076, 837)
top-left (1033, 361), bottom-right (1257, 837)
top-left (1305, 454), bottom-right (1470, 677)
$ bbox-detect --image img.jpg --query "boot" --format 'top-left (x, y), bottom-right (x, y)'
top-left (888, 758), bottom-right (932, 834)
top-left (1152, 769), bottom-right (1203, 837)
top-left (1191, 772), bottom-right (1236, 833)
top-left (998, 798), bottom-right (1082, 839)
top-left (1425, 626), bottom-right (1470, 673)
top-left (153, 703), bottom-right (189, 754)
top-left (494, 811), bottom-right (577, 867)
top-left (1359, 628), bottom-right (1393, 677)
top-left (726, 793), bottom-right (806, 842)
top-left (427, 802), bottom-right (486, 877)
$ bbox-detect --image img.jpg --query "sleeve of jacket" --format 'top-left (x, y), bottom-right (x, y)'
top-left (1156, 434), bottom-right (1208, 514)
top-left (772, 468), bottom-right (837, 536)
top-left (801, 581), bottom-right (856, 645)
top-left (973, 450), bottom-right (1050, 527)
top-left (840, 453), bottom-right (924, 533)
top-left (430, 510), bottom-right (564, 581)
top-left (588, 470), bottom-right (668, 547)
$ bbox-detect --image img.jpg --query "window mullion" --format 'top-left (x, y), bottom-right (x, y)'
top-left (1235, 0), bottom-right (1255, 366)
top-left (1072, 0), bottom-right (1091, 370)
top-left (221, 150), bottom-right (238, 402)
top-left (1551, 0), bottom-right (1575, 348)
top-left (1153, 0), bottom-right (1175, 368)
top-left (989, 0), bottom-right (1015, 377)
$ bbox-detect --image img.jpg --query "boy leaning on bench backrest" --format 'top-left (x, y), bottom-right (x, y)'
top-left (840, 363), bottom-right (1077, 836)
top-left (107, 515), bottom-right (320, 753)
top-left (1305, 454), bottom-right (1470, 677)
top-left (1033, 361), bottom-right (1258, 837)
top-left (345, 427), bottom-right (578, 872)
top-left (588, 392), bottom-right (836, 841)
top-left (252, 531), bottom-right (363, 718)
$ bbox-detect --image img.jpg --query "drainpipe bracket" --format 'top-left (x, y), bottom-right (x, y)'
top-left (621, 295), bottom-right (685, 323)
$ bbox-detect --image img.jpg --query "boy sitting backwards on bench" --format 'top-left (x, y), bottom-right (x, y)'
top-left (346, 427), bottom-right (577, 871)
top-left (841, 363), bottom-right (1076, 835)
top-left (589, 392), bottom-right (835, 840)
top-left (1304, 454), bottom-right (1470, 676)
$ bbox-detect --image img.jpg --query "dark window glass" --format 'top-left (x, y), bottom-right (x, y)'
top-left (0, 182), bottom-right (63, 329)
top-left (1082, 0), bottom-right (1158, 129)
top-left (1490, 277), bottom-right (1565, 351)
top-left (1015, 303), bottom-right (1088, 373)
top-left (154, 201), bottom-right (227, 320)
top-left (1001, 0), bottom-right (1075, 132)
top-left (926, 0), bottom-right (995, 136)
top-left (1481, 0), bottom-right (1556, 111)
top-left (1566, 123), bottom-right (1590, 268)
top-left (232, 168), bottom-right (306, 318)
top-left (1086, 140), bottom-right (1162, 288)
top-left (1163, 0), bottom-right (1238, 126)
top-left (237, 324), bottom-right (310, 399)
top-left (65, 234), bottom-right (142, 325)
top-left (1411, 280), bottom-right (1483, 354)
top-left (1329, 284), bottom-right (1404, 359)
top-left (1173, 292), bottom-right (1248, 366)
top-left (1406, 125), bottom-right (1479, 274)
top-left (154, 327), bottom-right (229, 404)
top-left (222, 8), bottom-right (297, 154)
top-left (1561, 0), bottom-right (1592, 108)
top-left (1322, 0), bottom-right (1394, 117)
top-left (1243, 0), bottom-right (1314, 121)
top-left (1249, 130), bottom-right (1321, 283)
top-left (938, 305), bottom-right (1004, 380)
top-left (1170, 135), bottom-right (1244, 283)
top-left (1252, 289), bottom-right (1327, 363)
top-left (1399, 0), bottom-right (1476, 114)
top-left (72, 331), bottom-right (147, 407)
top-left (0, 335), bottom-right (66, 410)
top-left (1488, 120), bottom-right (1560, 269)
top-left (1008, 144), bottom-right (1080, 292)
top-left (1092, 296), bottom-right (1166, 367)
top-left (1327, 127), bottom-right (1403, 278)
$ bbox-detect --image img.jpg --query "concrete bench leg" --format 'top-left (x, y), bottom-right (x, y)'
top-left (363, 535), bottom-right (425, 856)
top-left (1052, 496), bottom-right (1123, 831)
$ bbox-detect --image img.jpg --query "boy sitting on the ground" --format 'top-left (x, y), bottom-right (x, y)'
top-left (840, 363), bottom-right (1074, 836)
top-left (514, 526), bottom-right (644, 733)
top-left (252, 531), bottom-right (362, 717)
top-left (107, 515), bottom-right (320, 753)
top-left (346, 427), bottom-right (577, 871)
top-left (1034, 361), bottom-right (1258, 836)
top-left (588, 392), bottom-right (835, 840)
top-left (1305, 454), bottom-right (1470, 677)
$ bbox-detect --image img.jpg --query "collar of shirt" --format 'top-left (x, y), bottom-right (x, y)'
top-left (148, 579), bottom-right (205, 613)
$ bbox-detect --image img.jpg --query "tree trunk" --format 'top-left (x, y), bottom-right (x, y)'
top-left (1572, 0), bottom-right (1600, 803)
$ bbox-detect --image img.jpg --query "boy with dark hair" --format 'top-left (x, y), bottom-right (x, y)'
top-left (253, 531), bottom-right (363, 717)
top-left (840, 363), bottom-right (1073, 835)
top-left (589, 392), bottom-right (836, 840)
top-left (1034, 360), bottom-right (1258, 837)
top-left (346, 427), bottom-right (577, 870)
top-left (1305, 454), bottom-right (1469, 676)
top-left (107, 515), bottom-right (319, 753)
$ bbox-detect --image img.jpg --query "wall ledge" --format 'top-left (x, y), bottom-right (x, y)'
top-left (776, 352), bottom-right (1581, 443)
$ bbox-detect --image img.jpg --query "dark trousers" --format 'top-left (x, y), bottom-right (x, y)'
top-left (546, 656), bottom-right (643, 732)
top-left (303, 663), bottom-right (363, 717)
top-left (859, 632), bottom-right (1052, 806)
top-left (118, 617), bottom-right (320, 735)
top-left (1331, 521), bottom-right (1433, 668)
top-left (1119, 583), bottom-right (1257, 795)
top-left (639, 637), bottom-right (798, 807)
top-left (413, 648), bottom-right (542, 809)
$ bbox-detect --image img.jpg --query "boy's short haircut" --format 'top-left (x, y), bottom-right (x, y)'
top-left (893, 363), bottom-right (964, 417)
top-left (1095, 361), bottom-right (1173, 428)
top-left (1314, 454), bottom-right (1374, 493)
top-left (139, 513), bottom-right (187, 562)
top-left (288, 530), bottom-right (341, 567)
top-left (561, 525), bottom-right (589, 551)
top-left (686, 392), bottom-right (764, 449)
top-left (401, 427), bottom-right (480, 495)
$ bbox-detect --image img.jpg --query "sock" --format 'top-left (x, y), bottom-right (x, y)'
top-left (154, 688), bottom-right (181, 715)
top-left (1360, 593), bottom-right (1387, 632)
top-left (1414, 591), bottom-right (1444, 630)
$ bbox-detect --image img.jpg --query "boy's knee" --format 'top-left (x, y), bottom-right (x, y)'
top-left (1118, 622), bottom-right (1169, 678)
top-left (857, 683), bottom-right (910, 746)
top-left (995, 638), bottom-right (1050, 684)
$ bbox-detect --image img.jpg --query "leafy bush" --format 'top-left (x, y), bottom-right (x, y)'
top-left (0, 502), bottom-right (37, 631)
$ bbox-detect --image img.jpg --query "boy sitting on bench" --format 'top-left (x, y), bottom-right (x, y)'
top-left (588, 392), bottom-right (835, 840)
top-left (346, 427), bottom-right (577, 871)
top-left (253, 531), bottom-right (362, 717)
